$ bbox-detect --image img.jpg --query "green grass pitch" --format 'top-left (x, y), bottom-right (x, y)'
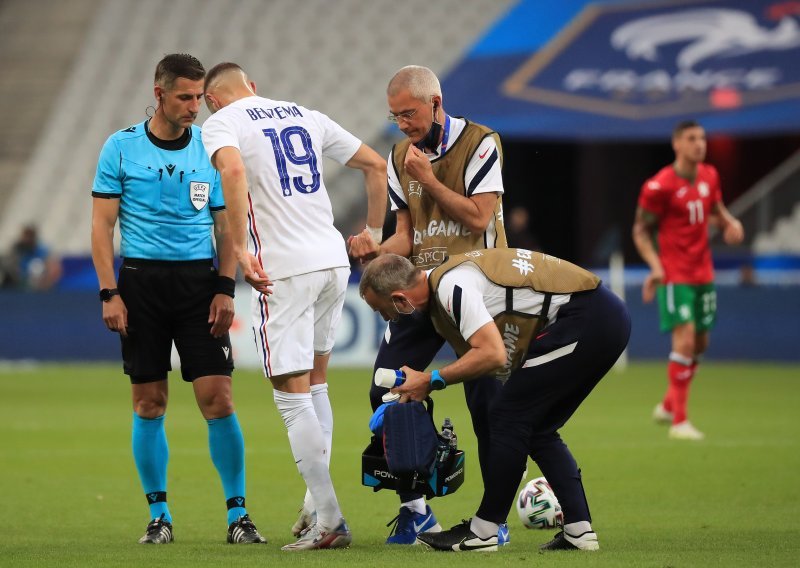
top-left (1, 362), bottom-right (798, 567)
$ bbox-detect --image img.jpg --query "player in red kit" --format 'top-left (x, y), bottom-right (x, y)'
top-left (632, 120), bottom-right (744, 440)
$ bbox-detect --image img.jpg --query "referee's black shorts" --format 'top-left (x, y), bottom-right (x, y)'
top-left (117, 258), bottom-right (234, 384)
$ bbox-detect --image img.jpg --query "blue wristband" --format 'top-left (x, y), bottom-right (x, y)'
top-left (430, 369), bottom-right (446, 391)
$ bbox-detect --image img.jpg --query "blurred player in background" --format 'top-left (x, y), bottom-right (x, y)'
top-left (632, 120), bottom-right (744, 441)
top-left (0, 224), bottom-right (62, 290)
top-left (91, 54), bottom-right (265, 544)
top-left (202, 62), bottom-right (387, 550)
top-left (506, 206), bottom-right (539, 251)
top-left (359, 250), bottom-right (631, 552)
top-left (348, 65), bottom-right (507, 545)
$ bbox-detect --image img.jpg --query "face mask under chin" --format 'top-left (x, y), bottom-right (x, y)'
top-left (414, 118), bottom-right (442, 155)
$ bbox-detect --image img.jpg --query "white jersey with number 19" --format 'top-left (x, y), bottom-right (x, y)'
top-left (202, 95), bottom-right (361, 280)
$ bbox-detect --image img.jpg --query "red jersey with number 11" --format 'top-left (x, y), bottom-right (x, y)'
top-left (638, 163), bottom-right (721, 285)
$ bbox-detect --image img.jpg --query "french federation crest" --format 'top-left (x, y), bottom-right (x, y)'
top-left (190, 181), bottom-right (210, 210)
top-left (502, 0), bottom-right (800, 119)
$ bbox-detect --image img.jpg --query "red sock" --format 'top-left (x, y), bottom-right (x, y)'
top-left (668, 359), bottom-right (695, 424)
top-left (662, 388), bottom-right (674, 413)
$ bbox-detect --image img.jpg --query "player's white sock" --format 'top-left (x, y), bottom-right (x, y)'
top-left (669, 351), bottom-right (693, 366)
top-left (273, 390), bottom-right (342, 528)
top-left (470, 516), bottom-right (499, 539)
top-left (311, 383), bottom-right (334, 457)
top-left (302, 383), bottom-right (333, 512)
top-left (401, 498), bottom-right (427, 515)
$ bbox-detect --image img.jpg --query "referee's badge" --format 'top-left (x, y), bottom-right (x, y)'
top-left (190, 181), bottom-right (210, 210)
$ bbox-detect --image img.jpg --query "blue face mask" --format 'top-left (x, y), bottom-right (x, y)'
top-left (414, 103), bottom-right (442, 155)
top-left (391, 296), bottom-right (416, 322)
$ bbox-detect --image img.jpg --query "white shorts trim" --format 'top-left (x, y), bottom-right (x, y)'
top-left (522, 341), bottom-right (579, 368)
top-left (666, 283), bottom-right (675, 313)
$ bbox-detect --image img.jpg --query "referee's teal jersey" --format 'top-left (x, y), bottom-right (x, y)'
top-left (92, 120), bottom-right (224, 260)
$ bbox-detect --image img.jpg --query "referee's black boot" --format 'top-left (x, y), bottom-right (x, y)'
top-left (138, 514), bottom-right (173, 544)
top-left (227, 514), bottom-right (267, 544)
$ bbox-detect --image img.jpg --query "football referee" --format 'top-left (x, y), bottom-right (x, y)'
top-left (90, 54), bottom-right (266, 545)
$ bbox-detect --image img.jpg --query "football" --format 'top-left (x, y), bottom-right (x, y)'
top-left (516, 476), bottom-right (564, 529)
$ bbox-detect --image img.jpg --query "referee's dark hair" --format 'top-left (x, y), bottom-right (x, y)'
top-left (672, 119), bottom-right (702, 139)
top-left (155, 53), bottom-right (205, 90)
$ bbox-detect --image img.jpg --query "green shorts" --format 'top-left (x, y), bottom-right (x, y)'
top-left (656, 283), bottom-right (717, 333)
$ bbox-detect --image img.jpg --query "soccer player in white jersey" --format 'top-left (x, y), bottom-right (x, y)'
top-left (201, 62), bottom-right (387, 550)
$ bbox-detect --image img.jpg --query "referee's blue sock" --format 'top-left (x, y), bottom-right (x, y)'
top-left (207, 413), bottom-right (247, 525)
top-left (132, 413), bottom-right (171, 523)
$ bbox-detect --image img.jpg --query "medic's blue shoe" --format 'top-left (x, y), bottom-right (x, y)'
top-left (385, 505), bottom-right (442, 544)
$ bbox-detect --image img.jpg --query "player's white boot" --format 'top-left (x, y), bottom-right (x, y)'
top-left (281, 518), bottom-right (352, 550)
top-left (291, 507), bottom-right (316, 537)
top-left (669, 421), bottom-right (705, 440)
top-left (652, 402), bottom-right (674, 424)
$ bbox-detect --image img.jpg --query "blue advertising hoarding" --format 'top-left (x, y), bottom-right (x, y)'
top-left (1, 283), bottom-right (799, 362)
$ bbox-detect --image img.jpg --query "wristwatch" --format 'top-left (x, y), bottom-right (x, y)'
top-left (429, 369), bottom-right (447, 391)
top-left (99, 288), bottom-right (120, 302)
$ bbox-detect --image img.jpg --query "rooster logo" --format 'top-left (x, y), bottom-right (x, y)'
top-left (611, 8), bottom-right (800, 70)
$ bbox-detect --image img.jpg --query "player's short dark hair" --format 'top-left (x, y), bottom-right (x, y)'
top-left (154, 53), bottom-right (205, 90)
top-left (673, 119), bottom-right (702, 139)
top-left (205, 62), bottom-right (245, 92)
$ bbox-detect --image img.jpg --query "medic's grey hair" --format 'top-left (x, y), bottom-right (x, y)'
top-left (387, 65), bottom-right (442, 101)
top-left (359, 254), bottom-right (422, 298)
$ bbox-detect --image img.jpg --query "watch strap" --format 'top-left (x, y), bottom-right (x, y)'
top-left (430, 369), bottom-right (446, 391)
top-left (99, 288), bottom-right (119, 302)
